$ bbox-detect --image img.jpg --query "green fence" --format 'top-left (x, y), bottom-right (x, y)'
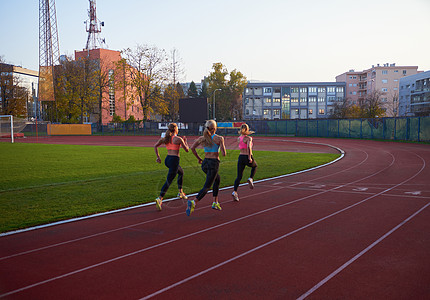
top-left (245, 117), bottom-right (430, 142)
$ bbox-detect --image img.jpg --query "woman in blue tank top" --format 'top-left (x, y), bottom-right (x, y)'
top-left (187, 120), bottom-right (226, 216)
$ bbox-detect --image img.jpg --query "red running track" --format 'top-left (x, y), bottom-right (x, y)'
top-left (1, 137), bottom-right (429, 299)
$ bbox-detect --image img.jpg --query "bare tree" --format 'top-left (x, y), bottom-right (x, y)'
top-left (121, 44), bottom-right (170, 120)
top-left (360, 90), bottom-right (386, 118)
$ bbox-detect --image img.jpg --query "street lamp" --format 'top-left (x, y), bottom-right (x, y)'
top-left (213, 88), bottom-right (221, 120)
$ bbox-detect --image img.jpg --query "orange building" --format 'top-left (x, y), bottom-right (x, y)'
top-left (74, 48), bottom-right (144, 125)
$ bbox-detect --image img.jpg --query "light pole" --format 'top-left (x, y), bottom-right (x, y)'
top-left (213, 88), bottom-right (221, 120)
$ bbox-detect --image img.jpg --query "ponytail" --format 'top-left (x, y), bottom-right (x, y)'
top-left (162, 123), bottom-right (177, 144)
top-left (238, 123), bottom-right (254, 136)
top-left (202, 120), bottom-right (217, 147)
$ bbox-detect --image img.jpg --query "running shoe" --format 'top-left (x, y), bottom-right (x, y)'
top-left (186, 200), bottom-right (195, 216)
top-left (155, 197), bottom-right (162, 211)
top-left (178, 191), bottom-right (188, 200)
top-left (247, 178), bottom-right (254, 189)
top-left (232, 191), bottom-right (239, 202)
top-left (212, 202), bottom-right (222, 211)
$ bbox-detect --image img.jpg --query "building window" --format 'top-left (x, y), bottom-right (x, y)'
top-left (309, 87), bottom-right (317, 93)
top-left (336, 87), bottom-right (344, 93)
top-left (300, 87), bottom-right (307, 93)
top-left (309, 109), bottom-right (313, 114)
top-left (264, 87), bottom-right (272, 94)
top-left (108, 69), bottom-right (115, 116)
top-left (291, 87), bottom-right (299, 93)
top-left (382, 79), bottom-right (388, 84)
top-left (245, 109), bottom-right (249, 115)
top-left (318, 97), bottom-right (325, 102)
top-left (382, 70), bottom-right (388, 75)
top-left (291, 97), bottom-right (299, 103)
top-left (403, 70), bottom-right (407, 75)
top-left (327, 87), bottom-right (336, 93)
top-left (273, 98), bottom-right (280, 103)
top-left (300, 97), bottom-right (307, 103)
top-left (273, 109), bottom-right (280, 115)
top-left (318, 109), bottom-right (325, 115)
top-left (382, 88), bottom-right (388, 92)
top-left (309, 97), bottom-right (316, 102)
top-left (265, 98), bottom-right (271, 103)
top-left (318, 87), bottom-right (326, 93)
top-left (263, 109), bottom-right (270, 115)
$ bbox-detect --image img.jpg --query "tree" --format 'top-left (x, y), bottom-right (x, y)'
top-left (199, 81), bottom-right (208, 99)
top-left (55, 55), bottom-right (100, 123)
top-left (187, 81), bottom-right (198, 97)
top-left (121, 44), bottom-right (170, 120)
top-left (206, 62), bottom-right (247, 121)
top-left (0, 58), bottom-right (29, 118)
top-left (360, 90), bottom-right (386, 118)
top-left (330, 98), bottom-right (353, 119)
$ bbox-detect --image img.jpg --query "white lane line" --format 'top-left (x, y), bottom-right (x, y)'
top-left (0, 140), bottom-right (345, 238)
top-left (0, 146), bottom-right (367, 260)
top-left (139, 152), bottom-right (426, 299)
top-left (1, 147), bottom-right (415, 297)
top-left (297, 201), bottom-right (430, 300)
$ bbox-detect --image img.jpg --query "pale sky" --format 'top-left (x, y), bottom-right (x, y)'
top-left (1, 0), bottom-right (429, 83)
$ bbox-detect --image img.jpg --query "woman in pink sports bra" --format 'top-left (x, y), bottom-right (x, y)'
top-left (232, 123), bottom-right (257, 201)
top-left (154, 123), bottom-right (189, 211)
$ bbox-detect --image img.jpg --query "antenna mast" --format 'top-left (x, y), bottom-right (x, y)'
top-left (85, 0), bottom-right (106, 50)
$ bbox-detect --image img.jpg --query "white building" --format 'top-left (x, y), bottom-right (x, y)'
top-left (243, 82), bottom-right (346, 120)
top-left (399, 70), bottom-right (430, 116)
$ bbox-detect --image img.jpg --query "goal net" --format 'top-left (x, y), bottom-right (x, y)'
top-left (0, 115), bottom-right (27, 143)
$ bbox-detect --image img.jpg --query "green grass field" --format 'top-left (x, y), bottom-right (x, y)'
top-left (0, 142), bottom-right (340, 233)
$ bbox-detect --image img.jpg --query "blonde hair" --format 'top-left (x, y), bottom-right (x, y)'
top-left (238, 123), bottom-right (254, 136)
top-left (162, 123), bottom-right (177, 144)
top-left (202, 120), bottom-right (217, 147)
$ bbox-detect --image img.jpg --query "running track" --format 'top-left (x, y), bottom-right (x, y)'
top-left (1, 136), bottom-right (429, 299)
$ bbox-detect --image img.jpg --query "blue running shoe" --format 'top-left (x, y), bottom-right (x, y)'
top-left (186, 200), bottom-right (195, 216)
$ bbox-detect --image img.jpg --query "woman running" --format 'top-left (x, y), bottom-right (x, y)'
top-left (154, 123), bottom-right (189, 211)
top-left (232, 123), bottom-right (257, 201)
top-left (187, 119), bottom-right (226, 216)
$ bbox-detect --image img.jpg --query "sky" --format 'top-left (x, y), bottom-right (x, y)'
top-left (1, 0), bottom-right (429, 83)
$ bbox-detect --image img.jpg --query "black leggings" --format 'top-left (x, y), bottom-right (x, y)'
top-left (160, 155), bottom-right (183, 198)
top-left (234, 154), bottom-right (257, 191)
top-left (196, 158), bottom-right (220, 201)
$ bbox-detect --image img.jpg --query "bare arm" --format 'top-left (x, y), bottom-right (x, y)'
top-left (154, 138), bottom-right (163, 163)
top-left (191, 137), bottom-right (203, 164)
top-left (219, 136), bottom-right (226, 157)
top-left (178, 136), bottom-right (189, 152)
top-left (247, 136), bottom-right (253, 162)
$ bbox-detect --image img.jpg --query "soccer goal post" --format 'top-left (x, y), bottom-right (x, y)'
top-left (0, 115), bottom-right (28, 143)
top-left (0, 115), bottom-right (14, 143)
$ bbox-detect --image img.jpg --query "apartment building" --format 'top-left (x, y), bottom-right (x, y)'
top-left (399, 70), bottom-right (430, 116)
top-left (336, 64), bottom-right (420, 117)
top-left (0, 63), bottom-right (39, 119)
top-left (243, 82), bottom-right (345, 120)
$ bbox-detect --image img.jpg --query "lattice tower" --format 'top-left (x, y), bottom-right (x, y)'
top-left (85, 0), bottom-right (106, 50)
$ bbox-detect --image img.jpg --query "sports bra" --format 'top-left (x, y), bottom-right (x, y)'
top-left (204, 134), bottom-right (220, 153)
top-left (239, 135), bottom-right (248, 149)
top-left (166, 135), bottom-right (181, 151)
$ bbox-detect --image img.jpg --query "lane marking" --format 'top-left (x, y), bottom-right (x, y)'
top-left (297, 200), bottom-right (430, 300)
top-left (0, 147), bottom-right (397, 297)
top-left (405, 191), bottom-right (422, 196)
